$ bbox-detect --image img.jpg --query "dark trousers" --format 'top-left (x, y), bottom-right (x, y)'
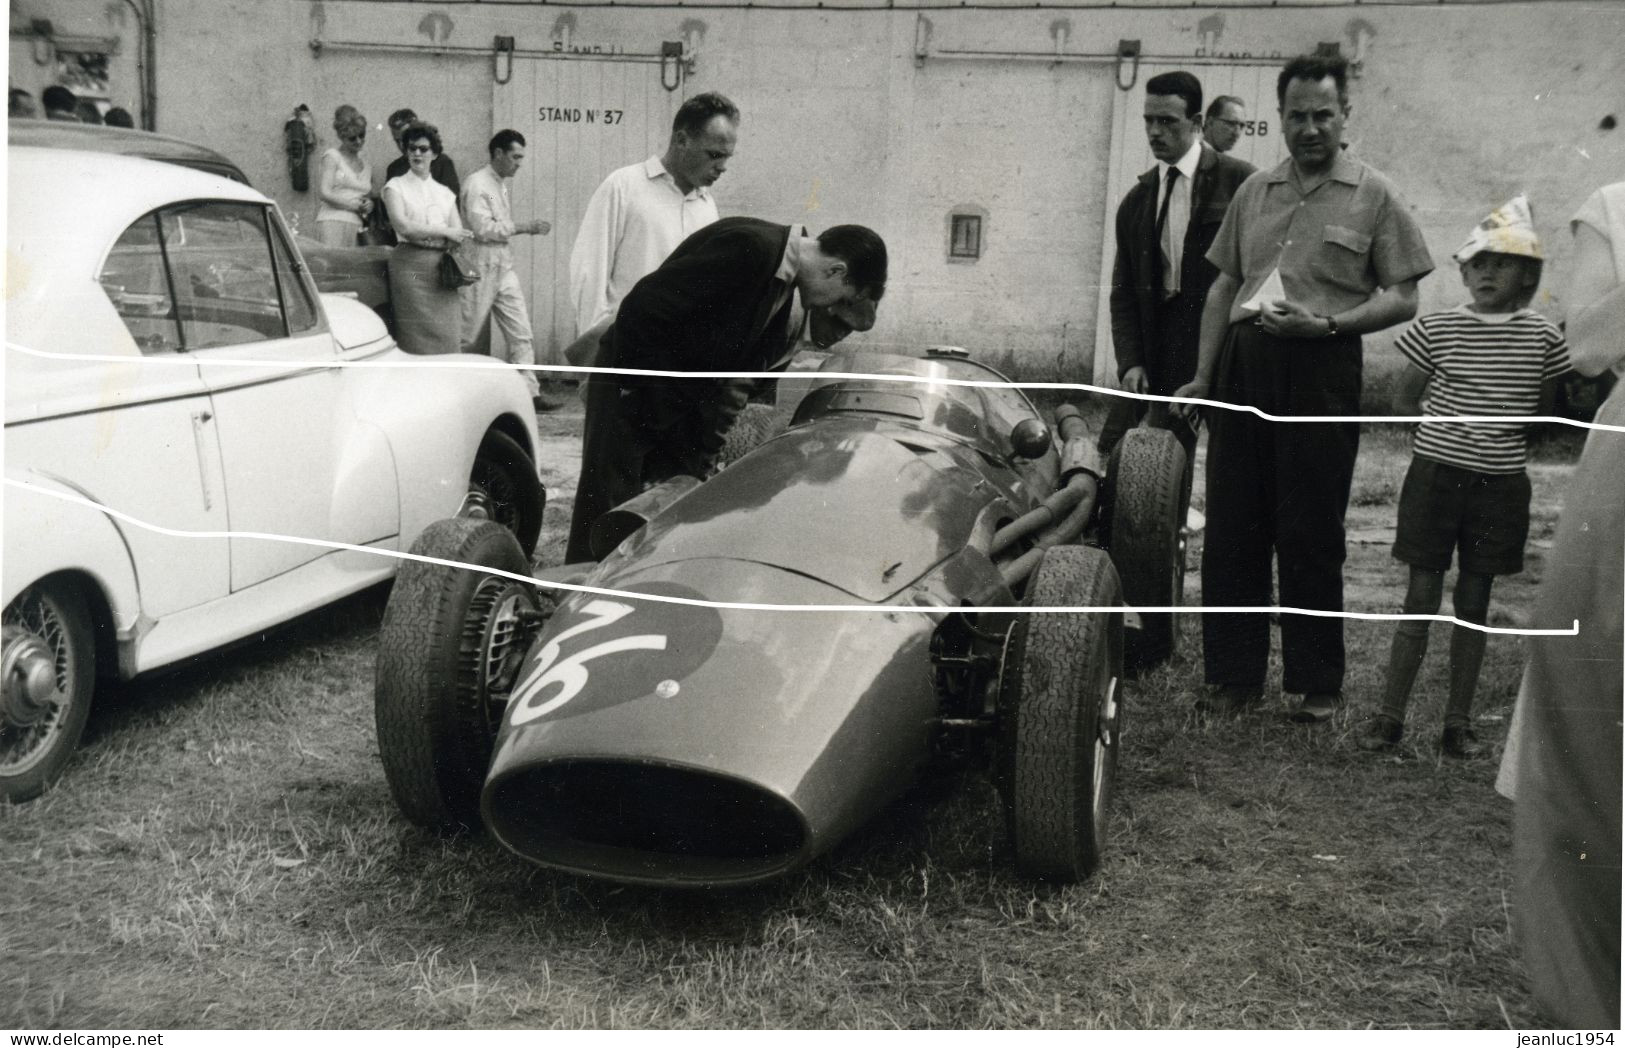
top-left (565, 339), bottom-right (707, 563)
top-left (1201, 322), bottom-right (1362, 695)
top-left (1099, 289), bottom-right (1203, 518)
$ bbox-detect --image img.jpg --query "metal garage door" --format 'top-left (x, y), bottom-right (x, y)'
top-left (494, 57), bottom-right (681, 363)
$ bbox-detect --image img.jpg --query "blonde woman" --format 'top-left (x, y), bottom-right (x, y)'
top-left (315, 105), bottom-right (373, 247)
top-left (382, 122), bottom-right (471, 354)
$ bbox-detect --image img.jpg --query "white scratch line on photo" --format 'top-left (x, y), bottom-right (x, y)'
top-left (8, 341), bottom-right (1622, 432)
top-left (6, 478), bottom-right (1582, 638)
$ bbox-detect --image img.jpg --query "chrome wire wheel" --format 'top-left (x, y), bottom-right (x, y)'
top-left (2, 583), bottom-right (95, 801)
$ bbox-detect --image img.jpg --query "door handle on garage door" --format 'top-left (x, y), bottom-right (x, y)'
top-left (191, 410), bottom-right (216, 511)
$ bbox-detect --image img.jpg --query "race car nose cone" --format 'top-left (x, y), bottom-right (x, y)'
top-left (481, 559), bottom-right (942, 887)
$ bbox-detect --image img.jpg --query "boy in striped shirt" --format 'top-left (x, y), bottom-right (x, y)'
top-left (1361, 195), bottom-right (1569, 758)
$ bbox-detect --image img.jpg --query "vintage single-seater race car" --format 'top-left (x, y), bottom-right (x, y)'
top-left (373, 347), bottom-right (1186, 886)
top-left (3, 144), bottom-right (545, 802)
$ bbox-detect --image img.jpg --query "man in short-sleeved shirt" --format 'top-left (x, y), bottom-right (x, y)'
top-left (1174, 53), bottom-right (1434, 722)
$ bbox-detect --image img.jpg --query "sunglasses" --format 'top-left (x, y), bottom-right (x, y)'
top-left (406, 144), bottom-right (433, 154)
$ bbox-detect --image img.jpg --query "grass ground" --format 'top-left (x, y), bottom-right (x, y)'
top-left (0, 397), bottom-right (1578, 1030)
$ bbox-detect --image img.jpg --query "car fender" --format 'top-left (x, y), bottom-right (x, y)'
top-left (3, 469), bottom-right (143, 644)
top-left (341, 346), bottom-right (540, 543)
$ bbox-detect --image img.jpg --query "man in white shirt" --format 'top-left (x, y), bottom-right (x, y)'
top-left (565, 92), bottom-right (740, 365)
top-left (1102, 72), bottom-right (1254, 478)
top-left (460, 129), bottom-right (555, 408)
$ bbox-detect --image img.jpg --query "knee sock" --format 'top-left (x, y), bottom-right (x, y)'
top-left (1380, 568), bottom-right (1445, 724)
top-left (1444, 572), bottom-right (1494, 730)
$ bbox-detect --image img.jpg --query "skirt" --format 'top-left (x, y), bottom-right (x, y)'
top-left (388, 244), bottom-right (461, 355)
top-left (315, 218), bottom-right (361, 247)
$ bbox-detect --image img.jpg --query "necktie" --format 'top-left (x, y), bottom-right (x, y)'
top-left (1157, 166), bottom-right (1180, 298)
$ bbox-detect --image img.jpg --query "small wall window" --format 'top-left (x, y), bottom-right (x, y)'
top-left (950, 215), bottom-right (981, 258)
top-left (946, 206), bottom-right (988, 264)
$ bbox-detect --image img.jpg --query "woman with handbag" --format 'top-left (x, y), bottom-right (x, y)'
top-left (382, 122), bottom-right (473, 354)
top-left (315, 105), bottom-right (373, 247)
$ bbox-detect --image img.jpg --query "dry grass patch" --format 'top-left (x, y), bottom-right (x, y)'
top-left (0, 421), bottom-right (1582, 1029)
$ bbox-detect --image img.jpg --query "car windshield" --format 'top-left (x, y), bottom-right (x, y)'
top-left (809, 351), bottom-right (1038, 432)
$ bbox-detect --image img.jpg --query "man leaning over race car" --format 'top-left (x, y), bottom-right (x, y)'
top-left (564, 218), bottom-right (887, 563)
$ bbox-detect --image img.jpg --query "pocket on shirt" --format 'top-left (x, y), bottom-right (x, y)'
top-left (1322, 224), bottom-right (1372, 254)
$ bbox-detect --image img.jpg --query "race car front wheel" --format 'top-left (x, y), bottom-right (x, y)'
top-left (466, 430), bottom-right (545, 558)
top-left (997, 545), bottom-right (1124, 883)
top-left (375, 518), bottom-right (543, 833)
top-left (2, 581), bottom-right (96, 803)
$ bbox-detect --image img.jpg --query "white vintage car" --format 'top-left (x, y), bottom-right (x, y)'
top-left (3, 144), bottom-right (546, 802)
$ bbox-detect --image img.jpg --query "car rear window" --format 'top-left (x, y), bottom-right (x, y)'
top-left (100, 200), bottom-right (313, 353)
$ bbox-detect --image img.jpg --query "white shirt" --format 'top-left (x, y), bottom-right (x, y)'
top-left (767, 225), bottom-right (810, 368)
top-left (568, 155), bottom-right (719, 335)
top-left (383, 171), bottom-right (459, 243)
top-left (1158, 139), bottom-right (1202, 297)
top-left (461, 165), bottom-right (518, 269)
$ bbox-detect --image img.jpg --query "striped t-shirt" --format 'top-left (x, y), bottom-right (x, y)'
top-left (1393, 305), bottom-right (1569, 473)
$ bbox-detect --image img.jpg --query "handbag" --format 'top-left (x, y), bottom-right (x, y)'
top-left (438, 248), bottom-right (479, 290)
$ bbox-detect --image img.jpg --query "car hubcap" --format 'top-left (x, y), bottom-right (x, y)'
top-left (459, 578), bottom-right (543, 737)
top-left (1, 605), bottom-right (71, 775)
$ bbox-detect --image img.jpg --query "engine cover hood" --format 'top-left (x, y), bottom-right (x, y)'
top-left (602, 418), bottom-right (996, 602)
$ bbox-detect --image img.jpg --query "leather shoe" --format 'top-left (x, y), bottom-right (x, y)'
top-left (532, 390), bottom-right (568, 413)
top-left (1440, 725), bottom-right (1484, 759)
top-left (1194, 684), bottom-right (1263, 716)
top-left (1357, 715), bottom-right (1404, 752)
top-left (1288, 692), bottom-right (1343, 725)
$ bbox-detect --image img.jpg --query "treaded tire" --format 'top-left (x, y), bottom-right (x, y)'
top-left (998, 545), bottom-right (1124, 882)
top-left (2, 581), bottom-right (95, 803)
top-left (375, 518), bottom-right (535, 832)
top-left (1106, 427), bottom-right (1186, 674)
top-left (469, 430), bottom-right (545, 558)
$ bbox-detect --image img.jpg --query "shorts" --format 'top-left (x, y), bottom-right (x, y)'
top-left (1392, 456), bottom-right (1532, 576)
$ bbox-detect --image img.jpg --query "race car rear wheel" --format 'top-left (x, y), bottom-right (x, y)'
top-left (2, 580), bottom-right (95, 803)
top-left (1106, 427), bottom-right (1186, 674)
top-left (466, 430), bottom-right (545, 559)
top-left (997, 545), bottom-right (1124, 882)
top-left (375, 518), bottom-right (542, 833)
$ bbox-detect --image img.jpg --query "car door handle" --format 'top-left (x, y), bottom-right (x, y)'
top-left (190, 410), bottom-right (216, 511)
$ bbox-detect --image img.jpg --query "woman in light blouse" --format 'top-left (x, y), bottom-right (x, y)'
top-left (315, 105), bottom-right (373, 247)
top-left (382, 122), bottom-right (472, 354)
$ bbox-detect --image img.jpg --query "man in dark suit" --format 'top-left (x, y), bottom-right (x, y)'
top-left (565, 218), bottom-right (887, 562)
top-left (1100, 71), bottom-right (1256, 492)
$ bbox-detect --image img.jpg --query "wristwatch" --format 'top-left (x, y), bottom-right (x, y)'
top-left (1320, 314), bottom-right (1340, 337)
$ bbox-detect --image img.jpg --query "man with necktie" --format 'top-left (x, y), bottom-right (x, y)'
top-left (1100, 71), bottom-right (1255, 501)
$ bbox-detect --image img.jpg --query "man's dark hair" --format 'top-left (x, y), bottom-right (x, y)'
top-left (387, 107), bottom-right (418, 130)
top-left (488, 128), bottom-right (526, 156)
top-left (400, 121), bottom-right (443, 156)
top-left (818, 225), bottom-right (888, 302)
top-left (42, 85), bottom-right (77, 113)
top-left (104, 106), bottom-right (136, 128)
top-left (1205, 95), bottom-right (1244, 121)
top-left (1145, 71), bottom-right (1203, 119)
top-left (672, 91), bottom-right (739, 137)
top-left (1276, 53), bottom-right (1350, 106)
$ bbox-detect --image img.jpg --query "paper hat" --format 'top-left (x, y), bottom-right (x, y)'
top-left (1453, 193), bottom-right (1543, 263)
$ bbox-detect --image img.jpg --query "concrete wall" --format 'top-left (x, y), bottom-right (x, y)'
top-left (14, 0), bottom-right (1625, 379)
